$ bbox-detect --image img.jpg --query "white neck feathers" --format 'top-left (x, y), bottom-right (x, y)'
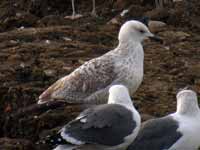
top-left (108, 85), bottom-right (134, 109)
top-left (176, 90), bottom-right (199, 116)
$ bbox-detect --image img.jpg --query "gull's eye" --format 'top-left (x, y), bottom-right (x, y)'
top-left (139, 29), bottom-right (145, 34)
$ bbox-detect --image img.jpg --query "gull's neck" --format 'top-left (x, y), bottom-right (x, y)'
top-left (114, 39), bottom-right (143, 56)
top-left (108, 92), bottom-right (134, 110)
top-left (176, 92), bottom-right (200, 116)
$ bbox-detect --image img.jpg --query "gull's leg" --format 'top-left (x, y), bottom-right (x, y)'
top-left (65, 0), bottom-right (83, 20)
top-left (184, 0), bottom-right (191, 16)
top-left (159, 0), bottom-right (164, 8)
top-left (155, 0), bottom-right (160, 9)
top-left (155, 0), bottom-right (164, 9)
top-left (167, 0), bottom-right (173, 7)
top-left (91, 0), bottom-right (97, 17)
top-left (72, 0), bottom-right (76, 17)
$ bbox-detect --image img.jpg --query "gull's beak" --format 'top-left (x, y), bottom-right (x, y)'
top-left (148, 33), bottom-right (163, 43)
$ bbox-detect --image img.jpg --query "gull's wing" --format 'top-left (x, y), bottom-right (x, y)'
top-left (127, 116), bottom-right (183, 150)
top-left (38, 54), bottom-right (118, 104)
top-left (61, 104), bottom-right (136, 146)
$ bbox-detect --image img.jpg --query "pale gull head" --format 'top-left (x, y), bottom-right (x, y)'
top-left (118, 20), bottom-right (162, 43)
top-left (108, 85), bottom-right (133, 107)
top-left (118, 20), bottom-right (154, 42)
top-left (176, 89), bottom-right (199, 115)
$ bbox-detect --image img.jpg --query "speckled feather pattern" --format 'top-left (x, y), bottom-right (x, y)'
top-left (39, 42), bottom-right (144, 104)
top-left (38, 20), bottom-right (148, 104)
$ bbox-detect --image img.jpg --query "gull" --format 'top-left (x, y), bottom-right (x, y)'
top-left (38, 20), bottom-right (162, 105)
top-left (65, 0), bottom-right (97, 20)
top-left (45, 85), bottom-right (141, 150)
top-left (127, 89), bottom-right (200, 150)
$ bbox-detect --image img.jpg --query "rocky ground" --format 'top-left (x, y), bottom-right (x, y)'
top-left (0, 0), bottom-right (200, 149)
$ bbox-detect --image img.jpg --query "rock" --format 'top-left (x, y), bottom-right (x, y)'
top-left (45, 40), bottom-right (51, 44)
top-left (120, 9), bottom-right (129, 17)
top-left (175, 31), bottom-right (191, 40)
top-left (63, 37), bottom-right (72, 41)
top-left (188, 64), bottom-right (200, 78)
top-left (148, 20), bottom-right (167, 32)
top-left (145, 8), bottom-right (170, 20)
top-left (195, 78), bottom-right (200, 85)
top-left (107, 17), bottom-right (121, 25)
top-left (44, 69), bottom-right (57, 77)
top-left (160, 31), bottom-right (191, 43)
top-left (10, 40), bottom-right (19, 44)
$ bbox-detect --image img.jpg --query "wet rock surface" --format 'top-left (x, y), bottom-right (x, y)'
top-left (0, 0), bottom-right (200, 149)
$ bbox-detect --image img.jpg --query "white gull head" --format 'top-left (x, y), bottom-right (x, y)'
top-left (176, 89), bottom-right (200, 116)
top-left (118, 20), bottom-right (155, 43)
top-left (108, 85), bottom-right (133, 108)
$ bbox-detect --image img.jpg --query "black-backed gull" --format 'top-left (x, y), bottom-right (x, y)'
top-left (46, 85), bottom-right (141, 150)
top-left (128, 89), bottom-right (200, 150)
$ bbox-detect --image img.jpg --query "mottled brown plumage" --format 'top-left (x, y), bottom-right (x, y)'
top-left (39, 53), bottom-right (117, 104)
top-left (38, 20), bottom-right (158, 104)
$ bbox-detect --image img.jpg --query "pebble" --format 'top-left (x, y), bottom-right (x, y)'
top-left (120, 9), bottom-right (129, 17)
top-left (18, 26), bottom-right (25, 30)
top-left (10, 40), bottom-right (19, 44)
top-left (195, 79), bottom-right (200, 85)
top-left (63, 37), bottom-right (72, 41)
top-left (160, 31), bottom-right (191, 42)
top-left (44, 69), bottom-right (57, 77)
top-left (148, 20), bottom-right (167, 32)
top-left (174, 31), bottom-right (191, 40)
top-left (45, 40), bottom-right (51, 44)
top-left (107, 17), bottom-right (120, 25)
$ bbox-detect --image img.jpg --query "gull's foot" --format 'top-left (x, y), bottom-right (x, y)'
top-left (64, 14), bottom-right (83, 20)
top-left (91, 10), bottom-right (98, 17)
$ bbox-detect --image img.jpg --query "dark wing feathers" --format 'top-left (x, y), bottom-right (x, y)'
top-left (82, 105), bottom-right (125, 128)
top-left (128, 116), bottom-right (183, 150)
top-left (76, 106), bottom-right (96, 119)
top-left (62, 104), bottom-right (136, 146)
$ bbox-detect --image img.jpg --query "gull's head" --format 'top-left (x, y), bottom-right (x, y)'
top-left (176, 89), bottom-right (199, 115)
top-left (118, 20), bottom-right (162, 43)
top-left (108, 85), bottom-right (133, 107)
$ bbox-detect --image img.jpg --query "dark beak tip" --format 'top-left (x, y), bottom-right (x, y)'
top-left (150, 36), bottom-right (164, 44)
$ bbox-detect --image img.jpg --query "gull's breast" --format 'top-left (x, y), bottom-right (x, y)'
top-left (114, 55), bottom-right (144, 97)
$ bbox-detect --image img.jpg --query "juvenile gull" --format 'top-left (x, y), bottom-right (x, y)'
top-left (46, 85), bottom-right (141, 150)
top-left (65, 0), bottom-right (97, 20)
top-left (127, 89), bottom-right (200, 150)
top-left (38, 20), bottom-right (162, 104)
